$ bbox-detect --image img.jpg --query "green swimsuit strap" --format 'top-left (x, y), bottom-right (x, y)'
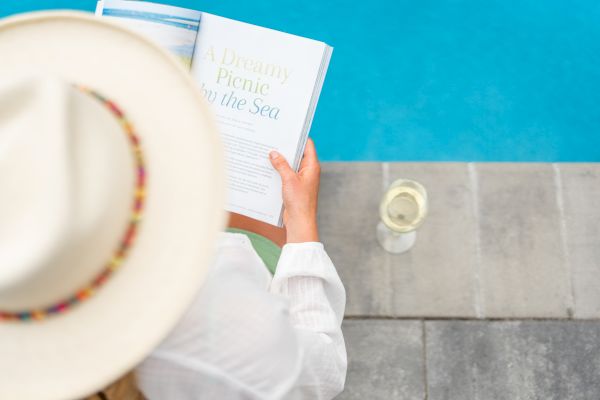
top-left (225, 228), bottom-right (282, 275)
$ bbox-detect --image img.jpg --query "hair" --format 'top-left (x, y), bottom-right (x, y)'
top-left (84, 372), bottom-right (145, 400)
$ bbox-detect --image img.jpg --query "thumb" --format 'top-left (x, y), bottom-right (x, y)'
top-left (269, 151), bottom-right (295, 182)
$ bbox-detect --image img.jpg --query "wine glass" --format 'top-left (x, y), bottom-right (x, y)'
top-left (377, 179), bottom-right (428, 253)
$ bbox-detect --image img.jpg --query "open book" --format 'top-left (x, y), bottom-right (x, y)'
top-left (96, 1), bottom-right (332, 226)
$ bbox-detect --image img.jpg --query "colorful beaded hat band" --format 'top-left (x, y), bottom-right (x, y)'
top-left (0, 85), bottom-right (146, 322)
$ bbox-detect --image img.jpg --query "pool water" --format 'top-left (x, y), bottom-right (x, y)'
top-left (2, 0), bottom-right (600, 161)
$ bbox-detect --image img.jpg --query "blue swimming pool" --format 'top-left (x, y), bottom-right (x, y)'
top-left (2, 0), bottom-right (600, 161)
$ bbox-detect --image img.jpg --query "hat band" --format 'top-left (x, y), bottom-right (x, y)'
top-left (0, 86), bottom-right (146, 322)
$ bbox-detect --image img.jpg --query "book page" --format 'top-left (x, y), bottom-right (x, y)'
top-left (96, 0), bottom-right (201, 68)
top-left (191, 14), bottom-right (327, 226)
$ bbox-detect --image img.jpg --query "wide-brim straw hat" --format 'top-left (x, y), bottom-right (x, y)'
top-left (0, 11), bottom-right (225, 399)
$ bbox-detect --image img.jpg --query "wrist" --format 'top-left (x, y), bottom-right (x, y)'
top-left (285, 221), bottom-right (319, 243)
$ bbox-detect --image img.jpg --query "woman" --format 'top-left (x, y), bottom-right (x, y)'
top-left (0, 13), bottom-right (345, 400)
top-left (93, 140), bottom-right (347, 400)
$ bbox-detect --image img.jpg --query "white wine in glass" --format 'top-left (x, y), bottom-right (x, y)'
top-left (377, 179), bottom-right (428, 253)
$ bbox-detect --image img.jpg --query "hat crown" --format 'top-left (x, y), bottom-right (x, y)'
top-left (0, 75), bottom-right (134, 311)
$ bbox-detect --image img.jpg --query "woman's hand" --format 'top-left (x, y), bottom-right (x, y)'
top-left (269, 138), bottom-right (320, 243)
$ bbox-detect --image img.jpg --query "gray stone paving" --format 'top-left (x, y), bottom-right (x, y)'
top-left (318, 163), bottom-right (390, 316)
top-left (476, 164), bottom-right (570, 318)
top-left (319, 162), bottom-right (600, 319)
top-left (559, 165), bottom-right (600, 318)
top-left (387, 163), bottom-right (479, 318)
top-left (320, 162), bottom-right (600, 398)
top-left (426, 320), bottom-right (600, 400)
top-left (339, 320), bottom-right (424, 400)
top-left (336, 320), bottom-right (600, 400)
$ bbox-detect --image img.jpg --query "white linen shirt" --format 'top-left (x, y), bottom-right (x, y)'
top-left (136, 232), bottom-right (347, 400)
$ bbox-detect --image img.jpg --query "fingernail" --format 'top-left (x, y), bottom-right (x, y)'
top-left (269, 151), bottom-right (279, 159)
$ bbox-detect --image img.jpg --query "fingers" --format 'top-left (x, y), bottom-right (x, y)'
top-left (303, 138), bottom-right (318, 166)
top-left (299, 138), bottom-right (319, 172)
top-left (269, 151), bottom-right (295, 182)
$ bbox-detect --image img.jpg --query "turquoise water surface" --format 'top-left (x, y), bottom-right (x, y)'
top-left (2, 1), bottom-right (600, 161)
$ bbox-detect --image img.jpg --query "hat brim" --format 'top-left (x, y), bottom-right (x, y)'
top-left (0, 11), bottom-right (226, 399)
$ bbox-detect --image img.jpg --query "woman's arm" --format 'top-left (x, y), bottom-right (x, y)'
top-left (270, 243), bottom-right (347, 399)
top-left (268, 139), bottom-right (347, 399)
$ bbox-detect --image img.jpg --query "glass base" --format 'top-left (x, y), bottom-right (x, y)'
top-left (376, 222), bottom-right (416, 253)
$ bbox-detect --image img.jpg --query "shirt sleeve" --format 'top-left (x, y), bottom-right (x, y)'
top-left (269, 243), bottom-right (347, 400)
